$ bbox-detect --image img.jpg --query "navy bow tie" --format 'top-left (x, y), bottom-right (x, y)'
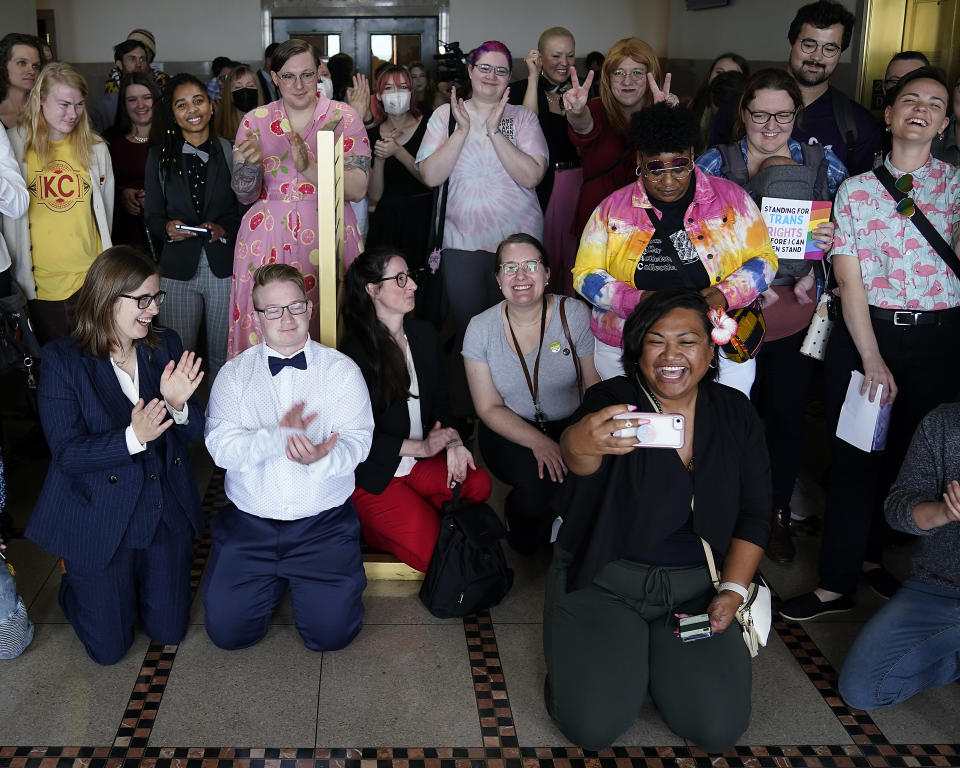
top-left (268, 351), bottom-right (307, 376)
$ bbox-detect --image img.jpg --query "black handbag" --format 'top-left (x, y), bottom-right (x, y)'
top-left (419, 485), bottom-right (514, 618)
top-left (0, 281), bottom-right (41, 404)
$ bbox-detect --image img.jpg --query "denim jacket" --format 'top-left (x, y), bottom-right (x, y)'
top-left (573, 167), bottom-right (777, 347)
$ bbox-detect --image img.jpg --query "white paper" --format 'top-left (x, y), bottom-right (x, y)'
top-left (836, 371), bottom-right (882, 452)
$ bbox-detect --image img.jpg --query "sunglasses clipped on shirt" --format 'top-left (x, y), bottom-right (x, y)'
top-left (894, 173), bottom-right (915, 218)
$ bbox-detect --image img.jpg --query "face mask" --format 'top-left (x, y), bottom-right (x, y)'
top-left (231, 88), bottom-right (260, 114)
top-left (381, 91), bottom-right (411, 116)
top-left (318, 76), bottom-right (334, 99)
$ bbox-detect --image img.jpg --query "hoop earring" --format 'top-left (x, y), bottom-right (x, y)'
top-left (709, 357), bottom-right (718, 369)
top-left (635, 165), bottom-right (642, 177)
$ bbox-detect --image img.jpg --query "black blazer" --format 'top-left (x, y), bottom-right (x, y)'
top-left (144, 138), bottom-right (241, 280)
top-left (340, 317), bottom-right (449, 494)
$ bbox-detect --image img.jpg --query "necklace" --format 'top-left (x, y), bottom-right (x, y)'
top-left (129, 134), bottom-right (148, 143)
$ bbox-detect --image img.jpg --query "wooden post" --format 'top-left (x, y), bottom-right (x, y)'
top-left (315, 123), bottom-right (344, 348)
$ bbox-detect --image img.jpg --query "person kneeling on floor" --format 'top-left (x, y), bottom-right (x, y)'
top-left (203, 263), bottom-right (374, 651)
top-left (838, 403), bottom-right (960, 710)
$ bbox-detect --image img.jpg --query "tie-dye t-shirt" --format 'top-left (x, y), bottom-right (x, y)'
top-left (416, 103), bottom-right (548, 252)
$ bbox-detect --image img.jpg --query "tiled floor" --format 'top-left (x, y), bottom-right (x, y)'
top-left (2, 406), bottom-right (960, 768)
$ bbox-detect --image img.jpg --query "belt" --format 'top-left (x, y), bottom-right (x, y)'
top-left (553, 160), bottom-right (581, 171)
top-left (868, 305), bottom-right (960, 326)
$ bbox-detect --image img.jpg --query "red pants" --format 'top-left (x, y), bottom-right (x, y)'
top-left (351, 453), bottom-right (492, 572)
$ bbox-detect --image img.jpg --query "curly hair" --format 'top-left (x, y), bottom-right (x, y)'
top-left (788, 1), bottom-right (856, 51)
top-left (0, 33), bottom-right (42, 103)
top-left (629, 102), bottom-right (699, 156)
top-left (339, 246), bottom-right (413, 413)
top-left (600, 38), bottom-right (663, 137)
top-left (620, 288), bottom-right (717, 380)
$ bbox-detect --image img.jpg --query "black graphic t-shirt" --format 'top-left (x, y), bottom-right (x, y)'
top-left (634, 181), bottom-right (709, 290)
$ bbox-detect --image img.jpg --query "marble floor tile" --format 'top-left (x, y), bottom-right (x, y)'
top-left (149, 624), bottom-right (323, 747)
top-left (0, 624), bottom-right (148, 746)
top-left (315, 623), bottom-right (481, 747)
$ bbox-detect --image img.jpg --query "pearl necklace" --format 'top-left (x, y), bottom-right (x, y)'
top-left (129, 134), bottom-right (148, 144)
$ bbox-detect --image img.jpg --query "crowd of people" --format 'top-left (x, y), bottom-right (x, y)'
top-left (1, 0), bottom-right (959, 754)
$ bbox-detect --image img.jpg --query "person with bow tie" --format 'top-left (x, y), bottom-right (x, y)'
top-left (203, 263), bottom-right (374, 652)
top-left (145, 73), bottom-right (241, 385)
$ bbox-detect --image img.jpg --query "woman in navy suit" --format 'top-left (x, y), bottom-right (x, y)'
top-left (27, 245), bottom-right (206, 665)
top-left (340, 247), bottom-right (491, 572)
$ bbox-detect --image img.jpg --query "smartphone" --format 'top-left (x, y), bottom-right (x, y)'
top-left (677, 613), bottom-right (713, 642)
top-left (175, 224), bottom-right (210, 236)
top-left (612, 412), bottom-right (685, 448)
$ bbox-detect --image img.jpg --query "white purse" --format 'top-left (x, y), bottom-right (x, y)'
top-left (700, 539), bottom-right (772, 658)
top-left (800, 266), bottom-right (836, 361)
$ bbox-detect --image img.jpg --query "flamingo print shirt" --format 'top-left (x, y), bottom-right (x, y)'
top-left (832, 155), bottom-right (960, 310)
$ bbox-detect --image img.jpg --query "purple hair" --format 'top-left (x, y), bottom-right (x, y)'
top-left (468, 41), bottom-right (512, 71)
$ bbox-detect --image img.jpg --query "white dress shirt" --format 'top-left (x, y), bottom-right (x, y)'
top-left (110, 356), bottom-right (188, 454)
top-left (205, 339), bottom-right (374, 520)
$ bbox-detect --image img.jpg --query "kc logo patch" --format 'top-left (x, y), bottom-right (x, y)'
top-left (28, 160), bottom-right (91, 212)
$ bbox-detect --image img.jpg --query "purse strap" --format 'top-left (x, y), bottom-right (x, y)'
top-left (428, 108), bottom-right (457, 252)
top-left (700, 536), bottom-right (722, 589)
top-left (583, 143), bottom-right (632, 185)
top-left (558, 297), bottom-right (584, 400)
top-left (873, 165), bottom-right (960, 279)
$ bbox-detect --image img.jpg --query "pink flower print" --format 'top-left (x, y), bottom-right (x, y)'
top-left (300, 228), bottom-right (316, 246)
top-left (912, 263), bottom-right (938, 278)
top-left (250, 239), bottom-right (264, 257)
top-left (264, 212), bottom-right (275, 232)
top-left (286, 211), bottom-right (301, 239)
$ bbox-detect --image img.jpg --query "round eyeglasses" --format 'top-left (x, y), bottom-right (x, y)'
top-left (119, 291), bottom-right (166, 310)
top-left (473, 63), bottom-right (510, 78)
top-left (798, 39), bottom-right (841, 58)
top-left (375, 270), bottom-right (419, 288)
top-left (254, 301), bottom-right (309, 320)
top-left (498, 260), bottom-right (542, 275)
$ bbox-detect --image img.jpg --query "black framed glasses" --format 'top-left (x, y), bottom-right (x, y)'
top-left (894, 173), bottom-right (915, 217)
top-left (254, 301), bottom-right (308, 320)
top-left (119, 291), bottom-right (166, 309)
top-left (498, 260), bottom-right (542, 275)
top-left (745, 108), bottom-right (797, 125)
top-left (375, 270), bottom-right (419, 288)
top-left (798, 38), bottom-right (841, 58)
top-left (473, 63), bottom-right (510, 78)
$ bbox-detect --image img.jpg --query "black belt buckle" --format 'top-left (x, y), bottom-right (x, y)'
top-left (893, 310), bottom-right (920, 326)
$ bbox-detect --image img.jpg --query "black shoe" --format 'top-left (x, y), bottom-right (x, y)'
top-left (863, 567), bottom-right (900, 599)
top-left (779, 591), bottom-right (853, 621)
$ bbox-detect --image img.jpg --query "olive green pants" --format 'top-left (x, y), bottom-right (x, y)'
top-left (542, 547), bottom-right (752, 752)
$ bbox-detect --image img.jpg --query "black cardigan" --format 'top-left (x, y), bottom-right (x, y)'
top-left (340, 318), bottom-right (450, 494)
top-left (555, 375), bottom-right (772, 592)
top-left (144, 138), bottom-right (241, 280)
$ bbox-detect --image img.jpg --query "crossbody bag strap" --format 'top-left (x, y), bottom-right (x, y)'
top-left (583, 143), bottom-right (632, 185)
top-left (558, 297), bottom-right (583, 399)
top-left (429, 108), bottom-right (457, 251)
top-left (874, 166), bottom-right (960, 280)
top-left (700, 536), bottom-right (721, 588)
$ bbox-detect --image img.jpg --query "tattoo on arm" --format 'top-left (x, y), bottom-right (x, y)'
top-left (344, 155), bottom-right (371, 173)
top-left (231, 160), bottom-right (263, 198)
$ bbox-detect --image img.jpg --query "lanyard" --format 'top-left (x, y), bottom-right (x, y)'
top-left (505, 296), bottom-right (549, 430)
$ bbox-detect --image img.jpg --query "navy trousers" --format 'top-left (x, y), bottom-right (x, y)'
top-left (202, 501), bottom-right (366, 652)
top-left (60, 519), bottom-right (194, 666)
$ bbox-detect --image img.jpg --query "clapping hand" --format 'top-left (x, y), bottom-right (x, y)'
top-left (235, 130), bottom-right (262, 166)
top-left (486, 88), bottom-right (510, 135)
top-left (347, 73), bottom-right (371, 119)
top-left (374, 130), bottom-right (400, 159)
top-left (280, 401), bottom-right (318, 431)
top-left (562, 68), bottom-right (593, 114)
top-left (160, 351), bottom-right (203, 411)
top-left (131, 397), bottom-right (172, 445)
top-left (287, 131), bottom-right (311, 173)
top-left (450, 86), bottom-right (470, 132)
top-left (648, 72), bottom-right (679, 106)
top-left (421, 421), bottom-right (459, 458)
top-left (286, 432), bottom-right (338, 465)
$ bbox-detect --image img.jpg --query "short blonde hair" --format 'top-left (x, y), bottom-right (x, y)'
top-left (252, 263), bottom-right (306, 305)
top-left (600, 38), bottom-right (662, 136)
top-left (21, 61), bottom-right (101, 167)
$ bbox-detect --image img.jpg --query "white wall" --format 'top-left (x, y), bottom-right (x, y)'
top-left (35, 0), bottom-right (263, 63)
top-left (448, 0), bottom-right (670, 58)
top-left (668, 0), bottom-right (859, 64)
top-left (0, 0), bottom-right (38, 39)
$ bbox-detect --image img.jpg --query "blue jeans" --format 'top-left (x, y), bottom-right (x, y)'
top-left (838, 577), bottom-right (960, 709)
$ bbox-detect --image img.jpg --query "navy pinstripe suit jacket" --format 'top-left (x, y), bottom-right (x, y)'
top-left (27, 331), bottom-right (204, 570)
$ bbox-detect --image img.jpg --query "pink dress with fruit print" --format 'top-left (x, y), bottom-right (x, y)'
top-left (228, 96), bottom-right (371, 357)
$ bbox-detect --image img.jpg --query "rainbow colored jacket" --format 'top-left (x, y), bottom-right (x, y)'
top-left (573, 167), bottom-right (777, 348)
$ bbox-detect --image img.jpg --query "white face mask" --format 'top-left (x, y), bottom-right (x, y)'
top-left (381, 91), bottom-right (411, 116)
top-left (317, 76), bottom-right (333, 99)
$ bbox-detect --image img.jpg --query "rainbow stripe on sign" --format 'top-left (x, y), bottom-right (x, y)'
top-left (804, 200), bottom-right (833, 260)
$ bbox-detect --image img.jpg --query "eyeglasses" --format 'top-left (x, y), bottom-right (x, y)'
top-left (745, 108), bottom-right (797, 125)
top-left (641, 156), bottom-right (693, 180)
top-left (119, 291), bottom-right (166, 309)
top-left (498, 260), bottom-right (542, 275)
top-left (375, 270), bottom-right (419, 288)
top-left (253, 301), bottom-right (309, 320)
top-left (278, 70), bottom-right (318, 85)
top-left (798, 38), bottom-right (841, 58)
top-left (473, 63), bottom-right (510, 78)
top-left (611, 68), bottom-right (648, 82)
top-left (894, 173), bottom-right (915, 217)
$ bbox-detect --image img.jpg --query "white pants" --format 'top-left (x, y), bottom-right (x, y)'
top-left (593, 338), bottom-right (756, 397)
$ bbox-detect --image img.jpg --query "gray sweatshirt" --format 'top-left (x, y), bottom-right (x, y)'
top-left (885, 403), bottom-right (960, 590)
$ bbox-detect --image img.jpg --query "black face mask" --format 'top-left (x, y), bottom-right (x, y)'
top-left (231, 88), bottom-right (260, 114)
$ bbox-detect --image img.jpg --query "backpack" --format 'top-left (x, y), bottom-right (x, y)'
top-left (830, 87), bottom-right (858, 167)
top-left (718, 141), bottom-right (828, 281)
top-left (419, 487), bottom-right (514, 618)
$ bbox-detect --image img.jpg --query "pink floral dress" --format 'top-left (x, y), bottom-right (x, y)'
top-left (228, 96), bottom-right (371, 357)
